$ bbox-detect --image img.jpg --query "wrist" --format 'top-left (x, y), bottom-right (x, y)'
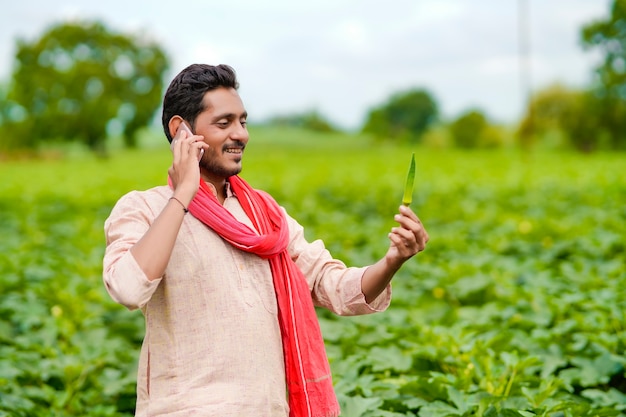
top-left (172, 186), bottom-right (196, 207)
top-left (169, 196), bottom-right (189, 213)
top-left (383, 252), bottom-right (404, 272)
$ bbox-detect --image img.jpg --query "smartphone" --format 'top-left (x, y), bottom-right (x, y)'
top-left (178, 121), bottom-right (194, 137)
top-left (173, 121), bottom-right (204, 161)
top-left (170, 120), bottom-right (194, 151)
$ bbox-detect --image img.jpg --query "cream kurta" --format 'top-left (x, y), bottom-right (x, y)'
top-left (103, 184), bottom-right (391, 417)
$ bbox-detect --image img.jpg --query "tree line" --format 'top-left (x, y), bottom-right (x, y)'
top-left (0, 0), bottom-right (624, 155)
top-left (357, 0), bottom-right (626, 152)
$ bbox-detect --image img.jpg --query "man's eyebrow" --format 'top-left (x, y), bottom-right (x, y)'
top-left (212, 111), bottom-right (248, 121)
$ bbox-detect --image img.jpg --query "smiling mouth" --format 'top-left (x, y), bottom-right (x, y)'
top-left (223, 141), bottom-right (245, 155)
top-left (225, 147), bottom-right (243, 154)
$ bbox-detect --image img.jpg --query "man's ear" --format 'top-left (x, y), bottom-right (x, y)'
top-left (168, 115), bottom-right (184, 140)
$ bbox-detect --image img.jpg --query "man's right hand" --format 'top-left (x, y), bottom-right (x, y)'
top-left (168, 127), bottom-right (209, 206)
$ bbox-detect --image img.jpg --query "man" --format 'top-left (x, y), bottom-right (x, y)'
top-left (103, 64), bottom-right (429, 417)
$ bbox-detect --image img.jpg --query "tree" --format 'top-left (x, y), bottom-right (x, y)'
top-left (518, 84), bottom-right (604, 152)
top-left (362, 88), bottom-right (438, 142)
top-left (581, 0), bottom-right (626, 149)
top-left (559, 90), bottom-right (604, 152)
top-left (518, 84), bottom-right (574, 148)
top-left (4, 20), bottom-right (169, 152)
top-left (449, 109), bottom-right (488, 148)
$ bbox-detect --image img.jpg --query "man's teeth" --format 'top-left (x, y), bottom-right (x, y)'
top-left (225, 148), bottom-right (242, 153)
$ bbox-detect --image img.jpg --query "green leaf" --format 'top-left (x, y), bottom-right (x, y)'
top-left (417, 400), bottom-right (463, 417)
top-left (446, 386), bottom-right (468, 414)
top-left (369, 346), bottom-right (413, 372)
top-left (581, 388), bottom-right (626, 410)
top-left (402, 152), bottom-right (415, 206)
top-left (338, 394), bottom-right (384, 417)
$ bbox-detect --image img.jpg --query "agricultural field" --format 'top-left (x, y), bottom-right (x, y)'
top-left (0, 127), bottom-right (625, 416)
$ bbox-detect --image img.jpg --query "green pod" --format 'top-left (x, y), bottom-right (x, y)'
top-left (402, 152), bottom-right (415, 206)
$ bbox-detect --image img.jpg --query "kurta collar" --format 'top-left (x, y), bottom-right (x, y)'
top-left (202, 180), bottom-right (235, 199)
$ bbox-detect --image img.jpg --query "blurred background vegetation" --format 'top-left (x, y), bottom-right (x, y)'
top-left (0, 0), bottom-right (624, 156)
top-left (0, 2), bottom-right (625, 416)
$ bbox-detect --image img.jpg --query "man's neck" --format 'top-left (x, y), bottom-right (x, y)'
top-left (201, 178), bottom-right (227, 204)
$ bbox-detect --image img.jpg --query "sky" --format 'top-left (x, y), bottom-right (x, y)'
top-left (0, 0), bottom-right (612, 130)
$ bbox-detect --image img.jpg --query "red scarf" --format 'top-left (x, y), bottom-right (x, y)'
top-left (182, 176), bottom-right (340, 417)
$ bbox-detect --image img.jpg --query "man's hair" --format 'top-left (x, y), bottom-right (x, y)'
top-left (161, 64), bottom-right (239, 142)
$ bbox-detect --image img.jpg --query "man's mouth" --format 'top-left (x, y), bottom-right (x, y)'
top-left (224, 142), bottom-right (245, 155)
top-left (224, 147), bottom-right (243, 154)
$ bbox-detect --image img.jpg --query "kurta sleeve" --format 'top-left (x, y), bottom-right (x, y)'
top-left (284, 210), bottom-right (391, 316)
top-left (103, 191), bottom-right (162, 310)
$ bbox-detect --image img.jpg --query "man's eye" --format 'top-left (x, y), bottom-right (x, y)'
top-left (241, 120), bottom-right (247, 127)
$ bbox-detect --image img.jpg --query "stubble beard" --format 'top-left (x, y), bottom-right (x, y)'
top-left (199, 152), bottom-right (242, 178)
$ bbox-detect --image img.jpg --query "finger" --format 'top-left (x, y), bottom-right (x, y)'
top-left (398, 205), bottom-right (420, 222)
top-left (175, 134), bottom-right (198, 160)
top-left (409, 224), bottom-right (429, 247)
top-left (176, 140), bottom-right (206, 165)
top-left (389, 227), bottom-right (413, 252)
top-left (409, 224), bottom-right (427, 246)
top-left (170, 137), bottom-right (177, 151)
top-left (174, 127), bottom-right (190, 143)
top-left (393, 220), bottom-right (429, 249)
top-left (388, 230), bottom-right (419, 256)
top-left (194, 142), bottom-right (209, 161)
top-left (171, 126), bottom-right (189, 152)
top-left (187, 138), bottom-right (208, 158)
top-left (394, 213), bottom-right (422, 235)
top-left (388, 229), bottom-right (408, 248)
top-left (171, 137), bottom-right (183, 165)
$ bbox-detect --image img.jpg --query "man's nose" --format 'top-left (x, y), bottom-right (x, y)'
top-left (232, 123), bottom-right (249, 142)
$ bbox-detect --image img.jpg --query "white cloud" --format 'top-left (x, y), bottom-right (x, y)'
top-left (477, 55), bottom-right (519, 76)
top-left (188, 42), bottom-right (226, 67)
top-left (411, 0), bottom-right (465, 24)
top-left (330, 19), bottom-right (368, 52)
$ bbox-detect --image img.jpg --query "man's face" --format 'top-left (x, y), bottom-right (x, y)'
top-left (193, 87), bottom-right (249, 182)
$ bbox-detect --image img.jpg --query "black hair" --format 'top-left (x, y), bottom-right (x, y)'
top-left (161, 64), bottom-right (239, 142)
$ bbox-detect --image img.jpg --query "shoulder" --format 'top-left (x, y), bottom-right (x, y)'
top-left (108, 186), bottom-right (171, 220)
top-left (116, 185), bottom-right (169, 203)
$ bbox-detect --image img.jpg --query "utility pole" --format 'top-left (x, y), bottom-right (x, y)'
top-left (518, 0), bottom-right (533, 148)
